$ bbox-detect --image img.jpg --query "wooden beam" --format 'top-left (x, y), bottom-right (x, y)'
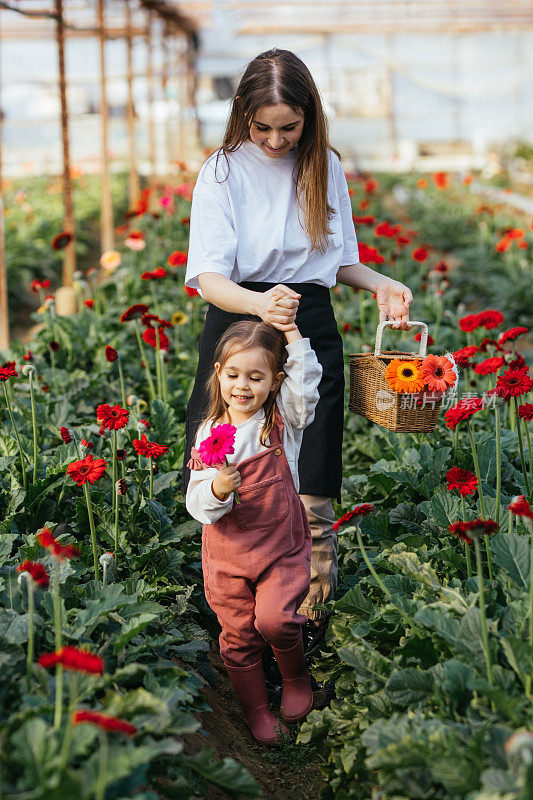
top-left (98, 0), bottom-right (114, 253)
top-left (125, 0), bottom-right (140, 208)
top-left (0, 8), bottom-right (8, 351)
top-left (56, 0), bottom-right (76, 286)
top-left (145, 13), bottom-right (157, 182)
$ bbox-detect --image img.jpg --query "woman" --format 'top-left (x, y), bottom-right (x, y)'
top-left (182, 47), bottom-right (413, 661)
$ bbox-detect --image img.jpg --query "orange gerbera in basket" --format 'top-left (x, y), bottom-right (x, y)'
top-left (385, 358), bottom-right (425, 393)
top-left (420, 354), bottom-right (457, 392)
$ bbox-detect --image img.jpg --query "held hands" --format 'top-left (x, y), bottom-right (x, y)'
top-left (375, 278), bottom-right (414, 331)
top-left (212, 462), bottom-right (241, 502)
top-left (258, 284), bottom-right (300, 332)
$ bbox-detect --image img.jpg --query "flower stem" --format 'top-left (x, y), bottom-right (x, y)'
top-left (461, 496), bottom-right (472, 578)
top-left (525, 422), bottom-right (532, 480)
top-left (95, 731), bottom-right (108, 800)
top-left (112, 430), bottom-right (117, 513)
top-left (134, 320), bottom-right (156, 402)
top-left (117, 357), bottom-right (127, 410)
top-left (59, 673), bottom-right (78, 770)
top-left (468, 418), bottom-right (492, 579)
top-left (50, 350), bottom-right (60, 397)
top-left (514, 397), bottom-right (530, 497)
top-left (149, 458), bottom-right (153, 500)
top-left (114, 484), bottom-right (119, 568)
top-left (83, 483), bottom-right (100, 580)
top-left (225, 455), bottom-right (240, 504)
top-left (474, 537), bottom-right (493, 685)
top-left (3, 382), bottom-right (27, 491)
top-left (155, 330), bottom-right (163, 400)
top-left (52, 560), bottom-right (63, 730)
top-left (527, 525), bottom-right (533, 697)
top-left (29, 372), bottom-right (38, 485)
top-left (495, 403), bottom-right (502, 524)
top-left (25, 578), bottom-right (35, 691)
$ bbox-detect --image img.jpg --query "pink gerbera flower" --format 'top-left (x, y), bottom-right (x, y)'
top-left (198, 424), bottom-right (236, 466)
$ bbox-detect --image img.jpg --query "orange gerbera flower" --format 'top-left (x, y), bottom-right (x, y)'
top-left (421, 354), bottom-right (456, 392)
top-left (385, 359), bottom-right (425, 393)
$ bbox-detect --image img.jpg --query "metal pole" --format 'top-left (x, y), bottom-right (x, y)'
top-left (56, 0), bottom-right (76, 285)
top-left (125, 0), bottom-right (140, 208)
top-left (98, 0), bottom-right (114, 253)
top-left (0, 8), bottom-right (8, 350)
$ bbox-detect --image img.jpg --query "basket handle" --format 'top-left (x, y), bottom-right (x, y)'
top-left (374, 320), bottom-right (429, 357)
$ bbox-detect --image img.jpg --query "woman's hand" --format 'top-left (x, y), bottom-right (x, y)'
top-left (375, 278), bottom-right (414, 330)
top-left (258, 284), bottom-right (301, 332)
top-left (212, 463), bottom-right (241, 502)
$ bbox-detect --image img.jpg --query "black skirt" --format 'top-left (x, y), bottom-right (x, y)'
top-left (181, 281), bottom-right (344, 503)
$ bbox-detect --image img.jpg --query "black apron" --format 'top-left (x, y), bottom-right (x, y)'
top-left (181, 281), bottom-right (344, 503)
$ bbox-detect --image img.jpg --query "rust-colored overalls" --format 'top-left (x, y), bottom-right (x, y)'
top-left (191, 408), bottom-right (312, 669)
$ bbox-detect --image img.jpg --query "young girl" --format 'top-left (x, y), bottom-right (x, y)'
top-left (185, 318), bottom-right (323, 745)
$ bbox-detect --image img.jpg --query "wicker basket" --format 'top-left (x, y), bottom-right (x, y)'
top-left (348, 320), bottom-right (442, 432)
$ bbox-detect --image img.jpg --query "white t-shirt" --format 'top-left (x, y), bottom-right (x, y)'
top-left (185, 337), bottom-right (323, 525)
top-left (184, 140), bottom-right (359, 297)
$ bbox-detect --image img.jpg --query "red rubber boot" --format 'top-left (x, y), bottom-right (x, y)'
top-left (271, 632), bottom-right (314, 724)
top-left (224, 659), bottom-right (289, 745)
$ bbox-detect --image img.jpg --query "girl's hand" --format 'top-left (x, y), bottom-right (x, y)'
top-left (375, 278), bottom-right (414, 330)
top-left (212, 463), bottom-right (241, 501)
top-left (258, 285), bottom-right (301, 331)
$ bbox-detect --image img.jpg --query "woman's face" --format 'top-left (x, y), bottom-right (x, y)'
top-left (248, 104), bottom-right (304, 159)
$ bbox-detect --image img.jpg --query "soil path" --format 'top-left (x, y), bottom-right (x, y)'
top-left (181, 641), bottom-right (326, 800)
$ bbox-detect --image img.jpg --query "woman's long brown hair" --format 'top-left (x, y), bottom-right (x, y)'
top-left (202, 321), bottom-right (288, 447)
top-left (204, 47), bottom-right (341, 256)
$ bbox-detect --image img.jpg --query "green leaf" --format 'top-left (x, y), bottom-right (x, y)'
top-left (333, 585), bottom-right (375, 618)
top-left (0, 533), bottom-right (17, 566)
top-left (187, 748), bottom-right (262, 798)
top-left (501, 637), bottom-right (529, 687)
top-left (150, 399), bottom-right (176, 442)
top-left (113, 613), bottom-right (159, 654)
top-left (385, 667), bottom-right (434, 705)
top-left (419, 487), bottom-right (462, 529)
top-left (152, 470), bottom-right (179, 495)
top-left (491, 533), bottom-right (529, 589)
top-left (388, 550), bottom-right (441, 590)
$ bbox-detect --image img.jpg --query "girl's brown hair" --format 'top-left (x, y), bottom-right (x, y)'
top-left (203, 321), bottom-right (288, 447)
top-left (205, 47), bottom-right (341, 256)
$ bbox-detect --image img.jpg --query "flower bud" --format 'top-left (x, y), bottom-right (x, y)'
top-left (17, 571), bottom-right (31, 587)
top-left (116, 479), bottom-right (128, 496)
top-left (99, 552), bottom-right (115, 567)
top-left (81, 439), bottom-right (94, 452)
top-left (137, 419), bottom-right (151, 432)
top-left (126, 394), bottom-right (138, 406)
top-left (21, 364), bottom-right (36, 377)
top-left (60, 426), bottom-right (73, 444)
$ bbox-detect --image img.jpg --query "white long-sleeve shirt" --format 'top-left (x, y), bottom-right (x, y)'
top-left (184, 140), bottom-right (359, 298)
top-left (186, 337), bottom-right (323, 524)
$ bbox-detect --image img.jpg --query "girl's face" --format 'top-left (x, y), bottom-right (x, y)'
top-left (214, 346), bottom-right (285, 424)
top-left (249, 103), bottom-right (304, 159)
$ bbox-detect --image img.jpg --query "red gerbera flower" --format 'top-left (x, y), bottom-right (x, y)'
top-left (353, 215), bottom-right (376, 225)
top-left (449, 517), bottom-right (498, 543)
top-left (498, 326), bottom-right (528, 346)
top-left (474, 356), bottom-right (505, 375)
top-left (120, 304), bottom-right (150, 323)
top-left (141, 267), bottom-right (167, 280)
top-left (23, 351), bottom-right (33, 361)
top-left (51, 231), bottom-right (73, 250)
top-left (444, 396), bottom-right (485, 430)
top-left (506, 354), bottom-right (528, 371)
top-left (505, 228), bottom-right (524, 239)
top-left (364, 178), bottom-right (378, 193)
top-left (72, 710), bottom-right (136, 736)
top-left (432, 171), bottom-right (448, 190)
top-left (167, 250), bottom-right (188, 267)
top-left (508, 495), bottom-right (533, 519)
top-left (478, 337), bottom-right (502, 353)
top-left (66, 454), bottom-right (107, 485)
top-left (446, 467), bottom-right (478, 496)
top-left (412, 247), bottom-right (429, 263)
top-left (38, 646), bottom-right (104, 674)
top-left (493, 368), bottom-right (533, 401)
top-left (374, 221), bottom-right (401, 238)
top-left (17, 560), bottom-right (49, 588)
top-left (105, 345), bottom-right (118, 363)
top-left (184, 285), bottom-right (199, 297)
top-left (30, 278), bottom-right (51, 293)
top-left (96, 403), bottom-right (129, 430)
top-left (477, 309), bottom-right (504, 330)
top-left (142, 327), bottom-right (169, 349)
top-left (458, 313), bottom-right (481, 332)
top-left (37, 526), bottom-right (80, 560)
top-left (414, 332), bottom-right (434, 346)
top-left (0, 362), bottom-right (18, 381)
top-left (496, 237), bottom-right (512, 253)
top-left (518, 403), bottom-right (533, 421)
top-left (357, 242), bottom-right (385, 265)
top-left (132, 433), bottom-right (169, 460)
top-left (341, 323), bottom-right (352, 333)
top-left (60, 426), bottom-right (73, 444)
top-left (48, 340), bottom-right (61, 352)
top-left (452, 345), bottom-right (479, 369)
top-left (332, 503), bottom-right (375, 531)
